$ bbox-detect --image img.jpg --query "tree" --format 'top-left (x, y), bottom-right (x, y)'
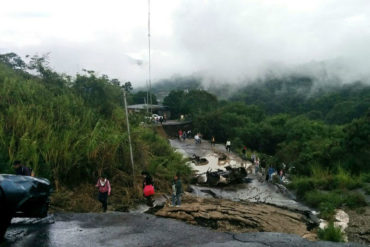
top-left (0, 53), bottom-right (26, 70)
top-left (131, 91), bottom-right (158, 105)
top-left (343, 111), bottom-right (370, 173)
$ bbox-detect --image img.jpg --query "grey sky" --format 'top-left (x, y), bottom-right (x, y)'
top-left (1, 0), bottom-right (370, 87)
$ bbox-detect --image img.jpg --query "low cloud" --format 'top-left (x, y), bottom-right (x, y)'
top-left (1, 0), bottom-right (370, 87)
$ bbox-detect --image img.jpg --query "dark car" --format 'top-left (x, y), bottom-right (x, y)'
top-left (0, 174), bottom-right (51, 240)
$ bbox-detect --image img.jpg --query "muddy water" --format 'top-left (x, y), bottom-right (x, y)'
top-left (170, 138), bottom-right (311, 212)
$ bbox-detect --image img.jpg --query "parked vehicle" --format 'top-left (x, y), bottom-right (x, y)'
top-left (151, 114), bottom-right (162, 121)
top-left (144, 114), bottom-right (162, 122)
top-left (0, 174), bottom-right (51, 240)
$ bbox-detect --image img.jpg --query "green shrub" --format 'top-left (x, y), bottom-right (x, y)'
top-left (318, 202), bottom-right (336, 220)
top-left (290, 177), bottom-right (315, 199)
top-left (304, 190), bottom-right (343, 208)
top-left (304, 190), bottom-right (367, 219)
top-left (332, 167), bottom-right (363, 190)
top-left (344, 192), bottom-right (367, 208)
top-left (361, 173), bottom-right (370, 183)
top-left (364, 184), bottom-right (370, 195)
top-left (317, 222), bottom-right (345, 242)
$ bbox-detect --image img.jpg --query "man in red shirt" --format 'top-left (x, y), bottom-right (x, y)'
top-left (95, 175), bottom-right (111, 212)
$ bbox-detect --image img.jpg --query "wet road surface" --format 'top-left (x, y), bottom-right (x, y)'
top-left (2, 213), bottom-right (365, 247)
top-left (170, 138), bottom-right (311, 212)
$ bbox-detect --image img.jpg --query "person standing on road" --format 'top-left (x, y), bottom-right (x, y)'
top-left (211, 136), bottom-right (216, 146)
top-left (182, 131), bottom-right (187, 141)
top-left (251, 152), bottom-right (256, 163)
top-left (178, 129), bottom-right (183, 141)
top-left (172, 174), bottom-right (183, 207)
top-left (95, 175), bottom-right (111, 212)
top-left (255, 157), bottom-right (260, 174)
top-left (226, 140), bottom-right (231, 153)
top-left (142, 171), bottom-right (154, 207)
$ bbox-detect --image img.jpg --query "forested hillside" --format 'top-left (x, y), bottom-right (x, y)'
top-left (0, 53), bottom-right (191, 211)
top-left (231, 76), bottom-right (370, 125)
top-left (163, 77), bottom-right (370, 219)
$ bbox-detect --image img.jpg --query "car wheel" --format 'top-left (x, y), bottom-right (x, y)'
top-left (0, 188), bottom-right (12, 241)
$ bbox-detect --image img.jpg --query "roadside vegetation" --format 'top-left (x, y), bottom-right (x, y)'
top-left (162, 75), bottom-right (370, 221)
top-left (317, 222), bottom-right (345, 242)
top-left (0, 53), bottom-right (192, 211)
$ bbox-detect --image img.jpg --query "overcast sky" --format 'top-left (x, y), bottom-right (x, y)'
top-left (1, 0), bottom-right (370, 87)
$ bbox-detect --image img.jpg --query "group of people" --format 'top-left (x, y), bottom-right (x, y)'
top-left (95, 171), bottom-right (183, 212)
top-left (178, 129), bottom-right (190, 141)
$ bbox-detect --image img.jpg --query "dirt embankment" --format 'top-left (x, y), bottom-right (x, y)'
top-left (346, 207), bottom-right (370, 245)
top-left (156, 195), bottom-right (317, 241)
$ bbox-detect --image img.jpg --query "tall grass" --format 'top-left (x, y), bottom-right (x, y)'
top-left (0, 62), bottom-right (192, 208)
top-left (290, 165), bottom-right (367, 219)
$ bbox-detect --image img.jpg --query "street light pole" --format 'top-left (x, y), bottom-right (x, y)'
top-left (123, 87), bottom-right (135, 186)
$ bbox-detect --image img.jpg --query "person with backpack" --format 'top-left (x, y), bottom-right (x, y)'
top-left (142, 171), bottom-right (155, 207)
top-left (95, 175), bottom-right (111, 212)
top-left (13, 160), bottom-right (34, 176)
top-left (171, 174), bottom-right (183, 207)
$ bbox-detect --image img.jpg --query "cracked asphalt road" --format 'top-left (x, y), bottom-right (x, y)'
top-left (1, 213), bottom-right (365, 247)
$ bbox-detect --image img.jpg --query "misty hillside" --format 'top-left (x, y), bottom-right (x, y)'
top-left (231, 76), bottom-right (370, 124)
top-left (152, 74), bottom-right (370, 125)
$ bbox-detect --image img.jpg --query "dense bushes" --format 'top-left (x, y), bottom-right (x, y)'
top-left (0, 55), bottom-right (192, 208)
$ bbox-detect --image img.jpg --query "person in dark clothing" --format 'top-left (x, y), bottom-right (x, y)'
top-left (13, 160), bottom-right (33, 176)
top-left (141, 171), bottom-right (154, 207)
top-left (242, 146), bottom-right (247, 160)
top-left (95, 175), bottom-right (111, 212)
top-left (171, 174), bottom-right (183, 207)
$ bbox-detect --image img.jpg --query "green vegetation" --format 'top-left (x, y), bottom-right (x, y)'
top-left (0, 53), bottom-right (192, 211)
top-left (317, 222), bottom-right (345, 242)
top-left (162, 74), bottom-right (370, 219)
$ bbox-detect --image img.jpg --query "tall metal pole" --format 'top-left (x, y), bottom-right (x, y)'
top-left (123, 88), bottom-right (135, 186)
top-left (148, 0), bottom-right (152, 113)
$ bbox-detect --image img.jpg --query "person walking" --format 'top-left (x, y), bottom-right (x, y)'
top-left (95, 175), bottom-right (111, 212)
top-left (211, 136), bottom-right (216, 147)
top-left (255, 157), bottom-right (260, 174)
top-left (171, 174), bottom-right (183, 207)
top-left (226, 140), bottom-right (231, 153)
top-left (142, 171), bottom-right (155, 207)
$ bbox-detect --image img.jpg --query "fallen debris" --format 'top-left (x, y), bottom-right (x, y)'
top-left (156, 195), bottom-right (317, 241)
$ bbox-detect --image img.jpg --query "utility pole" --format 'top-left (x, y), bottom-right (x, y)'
top-left (123, 86), bottom-right (135, 186)
top-left (148, 0), bottom-right (152, 113)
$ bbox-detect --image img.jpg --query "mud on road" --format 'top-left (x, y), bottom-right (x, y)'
top-left (156, 195), bottom-right (317, 240)
top-left (2, 213), bottom-right (366, 247)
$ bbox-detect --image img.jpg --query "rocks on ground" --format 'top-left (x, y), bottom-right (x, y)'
top-left (346, 207), bottom-right (370, 245)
